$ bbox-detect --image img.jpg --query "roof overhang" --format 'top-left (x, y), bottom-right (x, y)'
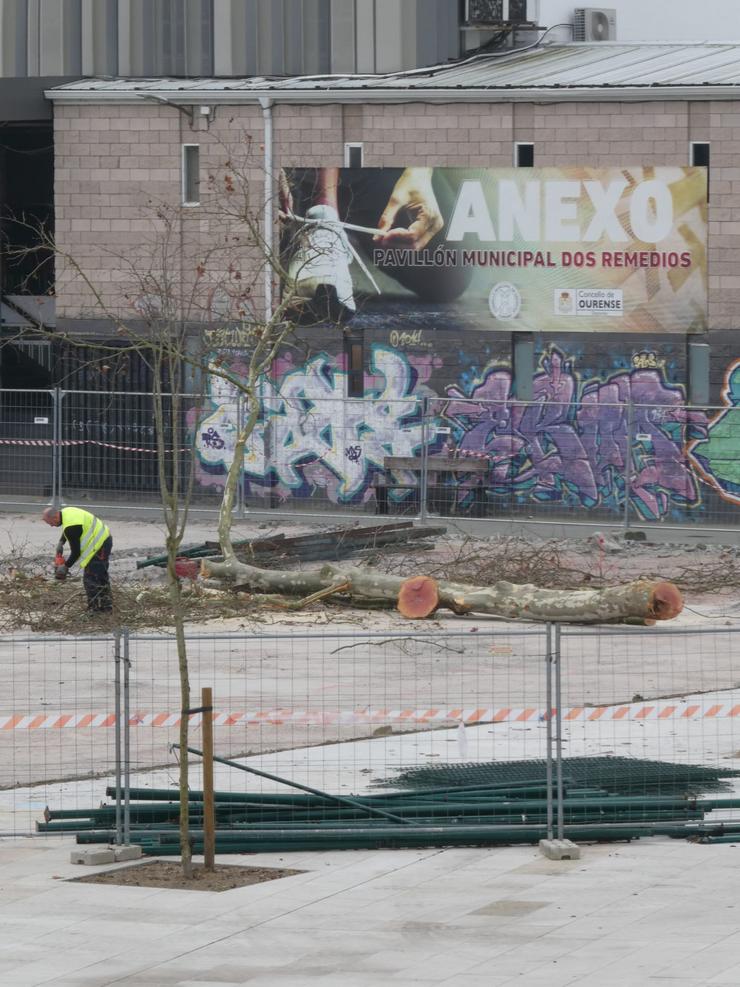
top-left (45, 85), bottom-right (740, 105)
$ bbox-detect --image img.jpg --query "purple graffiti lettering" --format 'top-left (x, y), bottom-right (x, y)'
top-left (444, 348), bottom-right (708, 519)
top-left (201, 427), bottom-right (225, 450)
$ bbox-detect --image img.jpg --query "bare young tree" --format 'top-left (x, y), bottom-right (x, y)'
top-left (3, 139), bottom-right (319, 876)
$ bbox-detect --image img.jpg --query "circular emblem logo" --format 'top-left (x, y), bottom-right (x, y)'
top-left (488, 282), bottom-right (521, 320)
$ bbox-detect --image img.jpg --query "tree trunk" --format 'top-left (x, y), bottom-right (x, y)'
top-left (216, 394), bottom-right (261, 560)
top-left (167, 548), bottom-right (193, 878)
top-left (200, 557), bottom-right (682, 624)
top-left (398, 576), bottom-right (439, 618)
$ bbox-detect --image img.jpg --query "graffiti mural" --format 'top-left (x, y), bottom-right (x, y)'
top-left (197, 346), bottom-right (432, 505)
top-left (442, 348), bottom-right (708, 520)
top-left (689, 359), bottom-right (740, 505)
top-left (195, 340), bottom-right (715, 520)
top-left (196, 357), bottom-right (264, 482)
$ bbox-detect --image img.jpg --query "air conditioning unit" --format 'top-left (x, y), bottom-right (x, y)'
top-left (465, 0), bottom-right (528, 25)
top-left (573, 8), bottom-right (617, 41)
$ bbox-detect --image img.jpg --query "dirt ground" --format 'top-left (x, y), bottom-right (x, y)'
top-left (72, 859), bottom-right (304, 891)
top-left (1, 512), bottom-right (739, 633)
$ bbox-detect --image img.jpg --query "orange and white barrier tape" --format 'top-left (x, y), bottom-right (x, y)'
top-left (1, 701), bottom-right (740, 730)
top-left (0, 439), bottom-right (187, 453)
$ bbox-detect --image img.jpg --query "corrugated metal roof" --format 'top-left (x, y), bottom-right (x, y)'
top-left (46, 43), bottom-right (740, 101)
top-left (0, 302), bottom-right (31, 329)
top-left (3, 296), bottom-right (56, 329)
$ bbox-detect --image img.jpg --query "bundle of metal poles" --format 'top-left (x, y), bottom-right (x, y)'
top-left (71, 821), bottom-right (740, 855)
top-left (46, 781), bottom-right (740, 853)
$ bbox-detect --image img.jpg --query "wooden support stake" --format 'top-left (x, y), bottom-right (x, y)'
top-left (201, 687), bottom-right (215, 872)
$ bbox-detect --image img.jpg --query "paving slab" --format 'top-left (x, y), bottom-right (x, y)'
top-left (0, 837), bottom-right (739, 986)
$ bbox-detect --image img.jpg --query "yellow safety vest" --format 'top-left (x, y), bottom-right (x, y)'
top-left (61, 507), bottom-right (111, 569)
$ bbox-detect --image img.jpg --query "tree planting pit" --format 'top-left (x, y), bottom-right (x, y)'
top-left (71, 859), bottom-right (305, 892)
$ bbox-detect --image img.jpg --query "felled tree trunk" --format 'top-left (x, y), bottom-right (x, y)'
top-left (201, 556), bottom-right (683, 625)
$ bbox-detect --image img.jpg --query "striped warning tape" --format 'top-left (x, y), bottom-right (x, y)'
top-left (0, 439), bottom-right (188, 454)
top-left (1, 701), bottom-right (740, 730)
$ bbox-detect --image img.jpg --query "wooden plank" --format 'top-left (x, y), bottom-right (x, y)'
top-left (201, 687), bottom-right (215, 872)
top-left (209, 521), bottom-right (415, 553)
top-left (247, 525), bottom-right (447, 563)
top-left (142, 523), bottom-right (441, 571)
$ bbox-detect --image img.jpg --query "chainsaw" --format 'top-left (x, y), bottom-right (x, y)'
top-left (54, 549), bottom-right (67, 581)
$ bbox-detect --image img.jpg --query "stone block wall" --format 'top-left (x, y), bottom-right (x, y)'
top-left (53, 95), bottom-right (735, 331)
top-left (49, 92), bottom-right (740, 525)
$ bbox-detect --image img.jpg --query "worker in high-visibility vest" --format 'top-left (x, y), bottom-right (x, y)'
top-left (42, 506), bottom-right (113, 614)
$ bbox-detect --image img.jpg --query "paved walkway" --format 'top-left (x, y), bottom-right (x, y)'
top-left (2, 835), bottom-right (740, 986)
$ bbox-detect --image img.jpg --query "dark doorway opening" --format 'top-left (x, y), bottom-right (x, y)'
top-left (0, 123), bottom-right (54, 296)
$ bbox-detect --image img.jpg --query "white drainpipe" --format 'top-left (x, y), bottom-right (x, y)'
top-left (259, 96), bottom-right (273, 323)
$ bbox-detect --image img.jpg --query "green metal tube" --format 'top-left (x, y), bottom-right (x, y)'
top-left (38, 820), bottom-right (100, 832)
top-left (76, 818), bottom-right (740, 851)
top-left (130, 824), bottom-right (655, 854)
top-left (47, 804), bottom-right (201, 823)
top-left (216, 802), bottom-right (707, 825)
top-left (72, 807), bottom-right (704, 841)
top-left (225, 810), bottom-right (705, 829)
top-left (121, 785), bottom-right (712, 813)
top-left (174, 744), bottom-right (414, 826)
top-left (114, 782), bottom-right (562, 804)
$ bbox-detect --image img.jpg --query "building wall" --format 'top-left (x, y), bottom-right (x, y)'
top-left (0, 0), bottom-right (460, 79)
top-left (54, 101), bottom-right (266, 322)
top-left (52, 95), bottom-right (740, 524)
top-left (6, 0), bottom-right (739, 81)
top-left (54, 96), bottom-right (736, 329)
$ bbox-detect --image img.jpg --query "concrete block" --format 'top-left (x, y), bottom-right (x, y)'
top-left (539, 838), bottom-right (581, 861)
top-left (70, 848), bottom-right (116, 865)
top-left (113, 845), bottom-right (143, 862)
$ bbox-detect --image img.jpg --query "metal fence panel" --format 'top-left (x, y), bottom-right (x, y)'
top-left (124, 628), bottom-right (549, 805)
top-left (0, 634), bottom-right (118, 835)
top-left (556, 626), bottom-right (740, 833)
top-left (60, 389), bottom-right (162, 500)
top-left (0, 388), bottom-right (56, 501)
top-left (0, 628), bottom-right (550, 837)
top-left (0, 386), bottom-right (739, 527)
top-left (253, 394), bottom-right (424, 516)
top-left (422, 397), bottom-right (717, 528)
top-left (4, 625), bottom-right (740, 845)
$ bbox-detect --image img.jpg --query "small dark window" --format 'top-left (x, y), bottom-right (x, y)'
top-left (515, 143), bottom-right (534, 167)
top-left (346, 333), bottom-right (364, 397)
top-left (344, 143), bottom-right (364, 168)
top-left (691, 142), bottom-right (710, 200)
top-left (182, 144), bottom-right (200, 205)
top-left (691, 142), bottom-right (709, 167)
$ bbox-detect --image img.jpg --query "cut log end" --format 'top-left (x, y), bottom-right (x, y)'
top-left (646, 581), bottom-right (683, 621)
top-left (398, 575), bottom-right (439, 619)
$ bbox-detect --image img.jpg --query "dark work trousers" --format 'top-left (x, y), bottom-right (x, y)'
top-left (83, 535), bottom-right (113, 612)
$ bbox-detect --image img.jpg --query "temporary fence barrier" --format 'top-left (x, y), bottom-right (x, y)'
top-left (3, 625), bottom-right (740, 851)
top-left (0, 387), bottom-right (738, 532)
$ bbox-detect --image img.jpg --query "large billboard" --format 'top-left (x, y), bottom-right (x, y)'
top-left (281, 166), bottom-right (707, 333)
